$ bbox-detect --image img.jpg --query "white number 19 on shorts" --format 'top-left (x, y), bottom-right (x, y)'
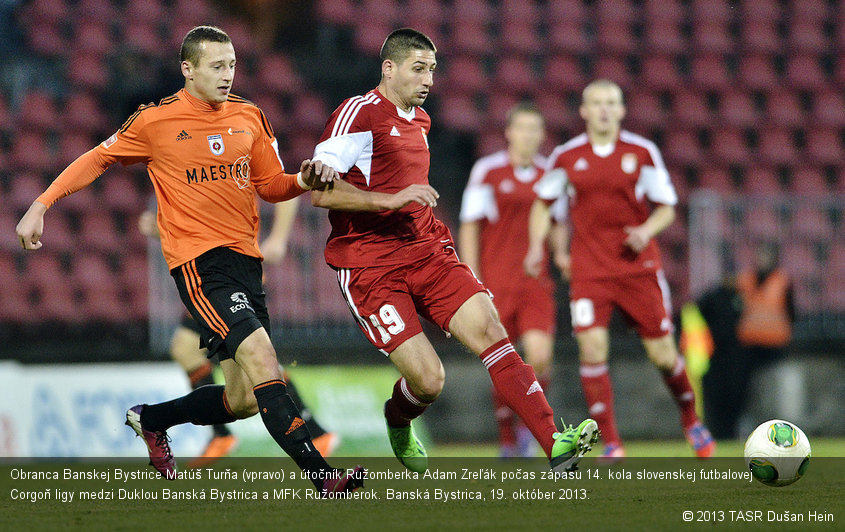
top-left (369, 304), bottom-right (406, 343)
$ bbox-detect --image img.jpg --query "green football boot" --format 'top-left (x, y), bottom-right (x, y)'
top-left (385, 403), bottom-right (428, 473)
top-left (549, 418), bottom-right (599, 472)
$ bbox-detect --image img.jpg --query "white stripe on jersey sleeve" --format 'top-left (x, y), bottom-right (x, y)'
top-left (270, 138), bottom-right (284, 170)
top-left (313, 130), bottom-right (373, 177)
top-left (621, 130), bottom-right (678, 205)
top-left (534, 167), bottom-right (568, 201)
top-left (459, 184), bottom-right (498, 222)
top-left (331, 93), bottom-right (380, 138)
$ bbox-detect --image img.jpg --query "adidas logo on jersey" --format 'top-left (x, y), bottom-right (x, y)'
top-left (390, 126), bottom-right (400, 137)
top-left (526, 380), bottom-right (543, 395)
top-left (176, 130), bottom-right (192, 141)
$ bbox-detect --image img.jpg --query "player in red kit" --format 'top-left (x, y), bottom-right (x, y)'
top-left (458, 102), bottom-right (564, 458)
top-left (525, 79), bottom-right (715, 460)
top-left (309, 28), bottom-right (598, 473)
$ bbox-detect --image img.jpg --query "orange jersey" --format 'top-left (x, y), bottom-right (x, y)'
top-left (37, 89), bottom-right (305, 268)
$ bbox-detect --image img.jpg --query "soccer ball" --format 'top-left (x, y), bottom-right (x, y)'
top-left (743, 419), bottom-right (811, 487)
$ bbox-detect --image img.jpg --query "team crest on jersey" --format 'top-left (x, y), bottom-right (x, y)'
top-left (574, 157), bottom-right (589, 171)
top-left (207, 134), bottom-right (225, 155)
top-left (621, 153), bottom-right (637, 174)
top-left (498, 179), bottom-right (515, 193)
top-left (233, 155), bottom-right (251, 189)
top-left (420, 127), bottom-right (429, 149)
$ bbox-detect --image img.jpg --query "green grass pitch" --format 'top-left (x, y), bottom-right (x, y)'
top-left (2, 438), bottom-right (843, 531)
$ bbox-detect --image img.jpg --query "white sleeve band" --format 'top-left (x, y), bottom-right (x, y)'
top-left (312, 131), bottom-right (373, 173)
top-left (296, 172), bottom-right (310, 190)
top-left (459, 184), bottom-right (497, 222)
top-left (638, 165), bottom-right (678, 205)
top-left (534, 168), bottom-right (568, 200)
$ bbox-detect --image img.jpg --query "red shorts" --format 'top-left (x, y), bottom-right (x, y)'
top-left (334, 246), bottom-right (487, 354)
top-left (569, 270), bottom-right (674, 338)
top-left (487, 278), bottom-right (556, 339)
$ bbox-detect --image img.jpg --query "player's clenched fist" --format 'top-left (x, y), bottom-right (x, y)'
top-left (16, 201), bottom-right (47, 250)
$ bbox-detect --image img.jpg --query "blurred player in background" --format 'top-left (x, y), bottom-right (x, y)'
top-left (526, 79), bottom-right (715, 460)
top-left (309, 28), bottom-right (597, 473)
top-left (458, 102), bottom-right (564, 458)
top-left (138, 201), bottom-right (339, 467)
top-left (16, 25), bottom-right (361, 495)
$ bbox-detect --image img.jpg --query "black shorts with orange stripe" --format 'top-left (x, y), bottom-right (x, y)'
top-left (171, 247), bottom-right (269, 360)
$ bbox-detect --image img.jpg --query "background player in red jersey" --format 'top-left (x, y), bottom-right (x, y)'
top-left (308, 28), bottom-right (597, 473)
top-left (458, 102), bottom-right (564, 458)
top-left (525, 79), bottom-right (715, 460)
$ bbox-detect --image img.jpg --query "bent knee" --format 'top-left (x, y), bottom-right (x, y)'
top-left (225, 390), bottom-right (259, 419)
top-left (412, 368), bottom-right (445, 403)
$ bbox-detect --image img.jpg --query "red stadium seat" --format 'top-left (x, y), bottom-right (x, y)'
top-left (75, 0), bottom-right (117, 22)
top-left (787, 21), bottom-right (829, 54)
top-left (499, 0), bottom-right (541, 25)
top-left (170, 0), bottom-right (213, 26)
top-left (449, 20), bottom-right (493, 57)
top-left (811, 90), bottom-right (845, 127)
top-left (691, 0), bottom-right (735, 23)
top-left (25, 21), bottom-right (68, 57)
top-left (79, 212), bottom-right (123, 253)
top-left (765, 90), bottom-right (806, 128)
top-left (625, 91), bottom-right (668, 131)
top-left (495, 56), bottom-right (538, 95)
top-left (17, 90), bottom-right (60, 133)
top-left (696, 167), bottom-right (734, 195)
top-left (55, 186), bottom-right (98, 215)
top-left (9, 132), bottom-right (54, 173)
top-left (644, 0), bottom-right (685, 24)
top-left (125, 0), bottom-right (166, 26)
top-left (710, 128), bottom-right (753, 167)
top-left (742, 0), bottom-right (782, 23)
top-left (789, 168), bottom-right (831, 196)
top-left (671, 90), bottom-right (713, 128)
top-left (739, 21), bottom-right (781, 55)
top-left (20, 0), bottom-right (70, 25)
top-left (547, 0), bottom-right (589, 25)
top-left (642, 20), bottom-right (687, 55)
top-left (663, 130), bottom-right (706, 167)
top-left (452, 0), bottom-right (495, 25)
top-left (757, 129), bottom-right (800, 166)
top-left (475, 131), bottom-right (507, 159)
top-left (292, 94), bottom-right (331, 134)
top-left (790, 206), bottom-right (834, 241)
top-left (534, 91), bottom-right (574, 131)
top-left (358, 0), bottom-right (403, 25)
top-left (718, 90), bottom-right (760, 129)
top-left (787, 0), bottom-right (829, 23)
top-left (124, 23), bottom-right (165, 57)
top-left (543, 55), bottom-right (587, 91)
top-left (782, 243), bottom-right (822, 278)
top-left (548, 20), bottom-right (591, 55)
top-left (440, 55), bottom-right (487, 94)
top-left (486, 93), bottom-right (520, 130)
top-left (745, 208), bottom-right (782, 241)
top-left (73, 21), bottom-right (111, 56)
top-left (737, 54), bottom-right (779, 90)
top-left (63, 91), bottom-right (108, 135)
top-left (691, 21), bottom-right (735, 54)
top-left (785, 55), bottom-right (828, 90)
top-left (592, 56), bottom-right (632, 89)
top-left (804, 129), bottom-right (843, 166)
top-left (690, 54), bottom-right (732, 90)
top-left (401, 0), bottom-right (444, 27)
top-left (499, 21), bottom-right (540, 55)
top-left (640, 56), bottom-right (684, 90)
top-left (67, 54), bottom-right (110, 93)
top-left (315, 0), bottom-right (356, 25)
top-left (256, 53), bottom-right (303, 95)
top-left (596, 22), bottom-right (637, 55)
top-left (58, 132), bottom-right (96, 168)
top-left (99, 170), bottom-right (142, 213)
top-left (596, 0), bottom-right (638, 24)
top-left (741, 166), bottom-right (783, 196)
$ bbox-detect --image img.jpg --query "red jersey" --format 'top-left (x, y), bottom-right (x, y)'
top-left (312, 89), bottom-right (451, 268)
top-left (536, 130), bottom-right (677, 282)
top-left (37, 89), bottom-right (304, 269)
top-left (459, 150), bottom-right (560, 293)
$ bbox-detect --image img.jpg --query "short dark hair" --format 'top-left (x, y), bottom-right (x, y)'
top-left (506, 101), bottom-right (543, 127)
top-left (379, 28), bottom-right (436, 64)
top-left (180, 25), bottom-right (231, 65)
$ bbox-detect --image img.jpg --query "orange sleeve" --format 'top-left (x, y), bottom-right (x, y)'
top-left (253, 172), bottom-right (307, 203)
top-left (37, 106), bottom-right (152, 208)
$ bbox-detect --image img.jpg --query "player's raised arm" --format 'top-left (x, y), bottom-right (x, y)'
top-left (311, 178), bottom-right (438, 212)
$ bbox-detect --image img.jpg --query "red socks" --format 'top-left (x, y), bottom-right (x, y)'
top-left (579, 362), bottom-right (620, 446)
top-left (481, 339), bottom-right (556, 458)
top-left (384, 377), bottom-right (431, 428)
top-left (662, 357), bottom-right (699, 429)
